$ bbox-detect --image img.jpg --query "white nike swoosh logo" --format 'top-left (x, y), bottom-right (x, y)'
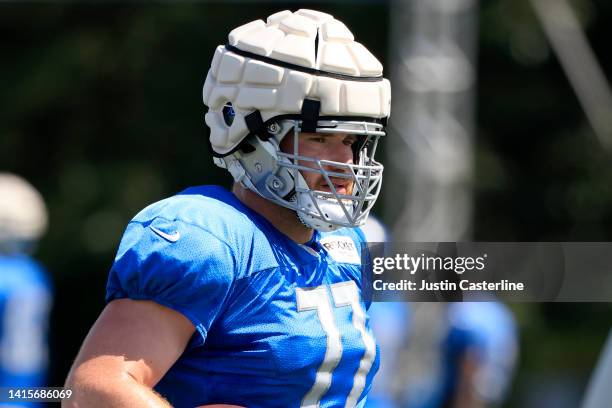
top-left (150, 226), bottom-right (181, 242)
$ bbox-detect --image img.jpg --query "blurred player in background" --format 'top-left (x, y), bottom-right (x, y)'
top-left (366, 302), bottom-right (518, 408)
top-left (0, 173), bottom-right (52, 404)
top-left (361, 216), bottom-right (518, 408)
top-left (66, 9), bottom-right (390, 408)
top-left (399, 302), bottom-right (518, 408)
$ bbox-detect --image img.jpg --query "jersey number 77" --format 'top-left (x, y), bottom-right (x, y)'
top-left (296, 281), bottom-right (376, 408)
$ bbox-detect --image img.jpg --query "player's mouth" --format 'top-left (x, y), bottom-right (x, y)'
top-left (318, 180), bottom-right (353, 196)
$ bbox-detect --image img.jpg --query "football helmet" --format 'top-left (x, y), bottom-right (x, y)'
top-left (0, 173), bottom-right (48, 253)
top-left (203, 9), bottom-right (391, 231)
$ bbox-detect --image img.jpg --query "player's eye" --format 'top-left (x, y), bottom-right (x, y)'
top-left (309, 136), bottom-right (326, 143)
top-left (343, 137), bottom-right (358, 146)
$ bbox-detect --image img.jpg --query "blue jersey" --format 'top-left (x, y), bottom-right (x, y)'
top-left (402, 302), bottom-right (517, 408)
top-left (0, 254), bottom-right (52, 406)
top-left (440, 302), bottom-right (517, 405)
top-left (106, 185), bottom-right (379, 408)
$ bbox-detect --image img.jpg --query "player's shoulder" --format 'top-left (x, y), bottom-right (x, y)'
top-left (114, 185), bottom-right (279, 279)
top-left (358, 214), bottom-right (390, 243)
top-left (129, 185), bottom-right (262, 240)
top-left (448, 301), bottom-right (517, 343)
top-left (109, 187), bottom-right (243, 302)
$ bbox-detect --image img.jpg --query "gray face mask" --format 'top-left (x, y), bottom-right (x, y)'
top-left (215, 119), bottom-right (384, 231)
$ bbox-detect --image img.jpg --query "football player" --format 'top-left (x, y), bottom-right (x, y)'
top-left (65, 9), bottom-right (391, 408)
top-left (358, 217), bottom-right (518, 408)
top-left (366, 301), bottom-right (518, 408)
top-left (0, 173), bottom-right (52, 406)
top-left (400, 302), bottom-right (518, 408)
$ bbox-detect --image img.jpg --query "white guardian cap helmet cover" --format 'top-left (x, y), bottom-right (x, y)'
top-left (0, 173), bottom-right (48, 253)
top-left (203, 9), bottom-right (391, 231)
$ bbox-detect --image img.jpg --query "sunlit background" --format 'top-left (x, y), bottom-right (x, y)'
top-left (1, 1), bottom-right (612, 407)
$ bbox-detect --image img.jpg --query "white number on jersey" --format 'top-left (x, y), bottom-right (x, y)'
top-left (296, 281), bottom-right (376, 408)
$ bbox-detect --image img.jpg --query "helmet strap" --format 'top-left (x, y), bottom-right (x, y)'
top-left (245, 110), bottom-right (273, 141)
top-left (300, 99), bottom-right (321, 133)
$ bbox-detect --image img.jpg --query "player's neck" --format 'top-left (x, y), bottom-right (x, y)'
top-left (232, 184), bottom-right (314, 244)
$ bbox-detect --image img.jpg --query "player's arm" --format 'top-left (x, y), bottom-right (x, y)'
top-left (63, 298), bottom-right (195, 408)
top-left (452, 350), bottom-right (486, 408)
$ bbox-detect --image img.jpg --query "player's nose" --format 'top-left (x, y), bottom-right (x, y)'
top-left (326, 138), bottom-right (354, 165)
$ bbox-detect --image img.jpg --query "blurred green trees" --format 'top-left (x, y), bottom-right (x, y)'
top-left (1, 1), bottom-right (611, 405)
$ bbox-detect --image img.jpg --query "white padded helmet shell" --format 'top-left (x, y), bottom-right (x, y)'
top-left (203, 9), bottom-right (391, 155)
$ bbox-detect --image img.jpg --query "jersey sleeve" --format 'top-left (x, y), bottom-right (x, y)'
top-left (106, 217), bottom-right (237, 343)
